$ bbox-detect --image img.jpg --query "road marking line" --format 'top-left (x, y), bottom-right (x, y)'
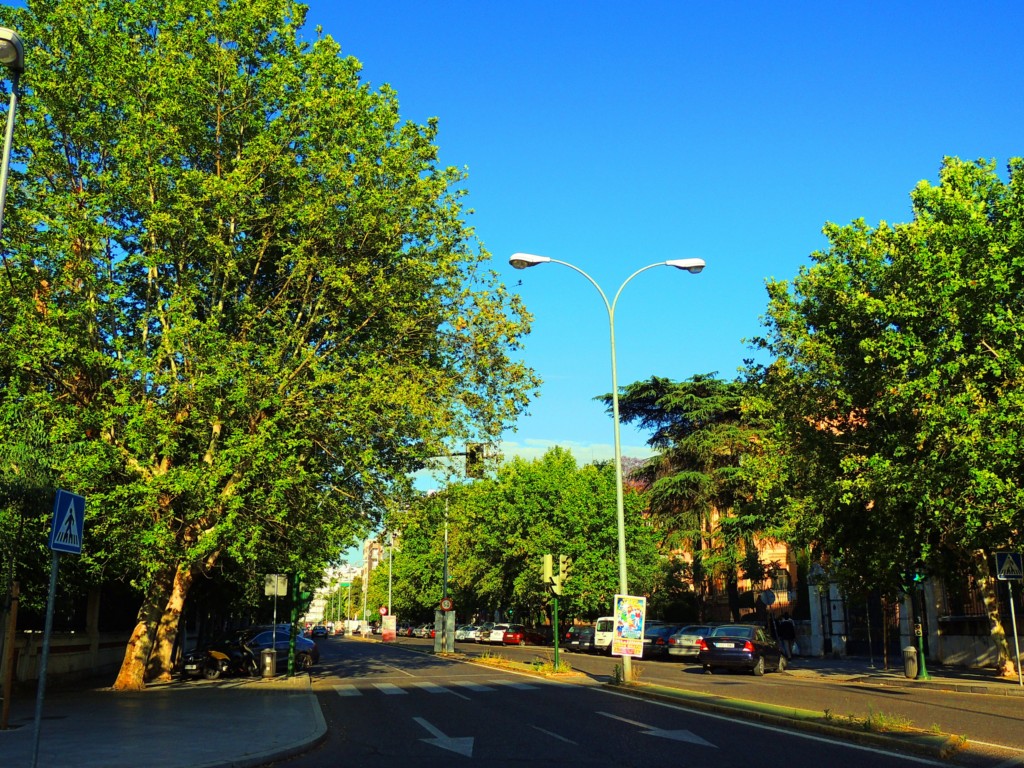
top-left (488, 679), bottom-right (538, 690)
top-left (592, 688), bottom-right (946, 765)
top-left (374, 682), bottom-right (407, 695)
top-left (333, 685), bottom-right (361, 697)
top-left (382, 664), bottom-right (416, 677)
top-left (532, 725), bottom-right (577, 744)
top-left (450, 680), bottom-right (495, 691)
top-left (410, 681), bottom-right (448, 693)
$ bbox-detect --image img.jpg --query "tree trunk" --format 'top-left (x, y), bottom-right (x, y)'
top-left (145, 563), bottom-right (194, 682)
top-left (111, 569), bottom-right (172, 690)
top-left (976, 549), bottom-right (1017, 676)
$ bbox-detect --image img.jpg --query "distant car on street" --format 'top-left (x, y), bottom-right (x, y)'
top-left (311, 625), bottom-right (329, 638)
top-left (592, 616), bottom-right (615, 654)
top-left (642, 623), bottom-right (683, 659)
top-left (502, 625), bottom-right (547, 646)
top-left (698, 623), bottom-right (786, 676)
top-left (667, 624), bottom-right (716, 661)
top-left (487, 623), bottom-right (511, 644)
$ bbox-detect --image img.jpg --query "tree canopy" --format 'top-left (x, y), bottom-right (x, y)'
top-left (377, 448), bottom-right (659, 626)
top-left (0, 0), bottom-right (537, 687)
top-left (749, 157), bottom-right (1024, 664)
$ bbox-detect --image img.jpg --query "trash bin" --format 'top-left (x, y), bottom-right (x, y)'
top-left (902, 645), bottom-right (918, 679)
top-left (261, 648), bottom-right (277, 678)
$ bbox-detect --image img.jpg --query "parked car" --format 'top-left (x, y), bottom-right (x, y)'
top-left (502, 625), bottom-right (547, 646)
top-left (667, 624), bottom-right (716, 661)
top-left (475, 622), bottom-right (495, 643)
top-left (487, 623), bottom-right (510, 644)
top-left (592, 616), bottom-right (615, 654)
top-left (698, 623), bottom-right (786, 676)
top-left (642, 623), bottom-right (683, 659)
top-left (413, 623), bottom-right (433, 638)
top-left (569, 626), bottom-right (595, 653)
top-left (455, 625), bottom-right (478, 641)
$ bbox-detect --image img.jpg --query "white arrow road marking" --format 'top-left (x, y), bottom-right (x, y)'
top-left (597, 711), bottom-right (717, 747)
top-left (413, 716), bottom-right (475, 757)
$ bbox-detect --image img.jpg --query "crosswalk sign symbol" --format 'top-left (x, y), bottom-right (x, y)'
top-left (49, 490), bottom-right (85, 555)
top-left (996, 552), bottom-right (1023, 581)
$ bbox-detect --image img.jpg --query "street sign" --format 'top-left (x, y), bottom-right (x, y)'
top-left (379, 605), bottom-right (388, 616)
top-left (439, 596), bottom-right (454, 612)
top-left (264, 574), bottom-right (287, 596)
top-left (996, 552), bottom-right (1024, 581)
top-left (48, 490), bottom-right (85, 555)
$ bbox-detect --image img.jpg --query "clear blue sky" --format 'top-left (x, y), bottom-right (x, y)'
top-left (301, 1), bottom-right (1023, 468)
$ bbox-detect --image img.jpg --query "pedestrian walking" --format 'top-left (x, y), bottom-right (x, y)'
top-left (779, 612), bottom-right (797, 659)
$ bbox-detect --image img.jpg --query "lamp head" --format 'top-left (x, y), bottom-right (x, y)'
top-left (0, 28), bottom-right (24, 72)
top-left (509, 253), bottom-right (551, 269)
top-left (666, 258), bottom-right (705, 274)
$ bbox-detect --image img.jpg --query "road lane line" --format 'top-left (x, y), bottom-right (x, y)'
top-left (532, 725), bottom-right (577, 744)
top-left (410, 681), bottom-right (471, 700)
top-left (373, 682), bottom-right (407, 695)
top-left (450, 680), bottom-right (496, 692)
top-left (592, 687), bottom-right (946, 765)
top-left (382, 664), bottom-right (416, 677)
top-left (333, 685), bottom-right (361, 697)
top-left (488, 679), bottom-right (538, 690)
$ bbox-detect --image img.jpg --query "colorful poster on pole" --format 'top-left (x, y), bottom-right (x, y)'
top-left (382, 614), bottom-right (397, 642)
top-left (612, 594), bottom-right (646, 657)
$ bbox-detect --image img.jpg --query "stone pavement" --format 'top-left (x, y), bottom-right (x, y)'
top-left (1, 654), bottom-right (1021, 768)
top-left (0, 673), bottom-right (324, 768)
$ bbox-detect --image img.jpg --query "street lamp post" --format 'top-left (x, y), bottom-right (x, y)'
top-left (509, 252), bottom-right (705, 682)
top-left (0, 27), bottom-right (24, 250)
top-left (387, 531), bottom-right (394, 616)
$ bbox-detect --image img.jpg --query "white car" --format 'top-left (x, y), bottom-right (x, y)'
top-left (488, 623), bottom-right (510, 643)
top-left (592, 616), bottom-right (615, 654)
top-left (455, 625), bottom-right (477, 641)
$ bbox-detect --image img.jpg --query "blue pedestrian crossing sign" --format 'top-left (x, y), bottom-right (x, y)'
top-left (996, 552), bottom-right (1023, 581)
top-left (49, 490), bottom-right (85, 555)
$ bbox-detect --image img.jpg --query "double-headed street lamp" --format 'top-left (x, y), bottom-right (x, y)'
top-left (509, 252), bottom-right (705, 682)
top-left (0, 27), bottom-right (24, 246)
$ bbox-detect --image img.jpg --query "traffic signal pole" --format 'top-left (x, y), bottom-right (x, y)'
top-left (552, 596), bottom-right (560, 670)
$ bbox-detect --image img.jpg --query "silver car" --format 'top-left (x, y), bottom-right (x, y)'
top-left (667, 624), bottom-right (716, 661)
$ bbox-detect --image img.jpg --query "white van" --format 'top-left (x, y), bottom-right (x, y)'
top-left (593, 616), bottom-right (615, 654)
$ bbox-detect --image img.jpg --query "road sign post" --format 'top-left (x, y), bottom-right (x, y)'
top-left (996, 552), bottom-right (1023, 687)
top-left (32, 490), bottom-right (85, 768)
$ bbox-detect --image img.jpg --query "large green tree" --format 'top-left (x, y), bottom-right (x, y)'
top-left (611, 374), bottom-right (774, 620)
top-left (386, 449), bottom-right (659, 626)
top-left (750, 157), bottom-right (1024, 672)
top-left (0, 0), bottom-right (536, 688)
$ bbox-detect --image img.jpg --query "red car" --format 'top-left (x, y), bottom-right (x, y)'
top-left (502, 624), bottom-right (547, 646)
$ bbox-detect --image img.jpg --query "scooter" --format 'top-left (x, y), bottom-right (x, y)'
top-left (183, 638), bottom-right (258, 680)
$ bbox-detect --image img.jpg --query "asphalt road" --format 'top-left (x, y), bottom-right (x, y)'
top-left (259, 636), bottom-right (986, 767)
top-left (550, 643), bottom-right (1024, 753)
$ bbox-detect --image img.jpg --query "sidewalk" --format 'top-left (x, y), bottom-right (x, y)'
top-left (784, 653), bottom-right (1024, 695)
top-left (0, 673), bottom-right (325, 768)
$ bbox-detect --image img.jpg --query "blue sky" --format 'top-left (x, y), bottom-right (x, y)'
top-left (299, 1), bottom-right (1024, 475)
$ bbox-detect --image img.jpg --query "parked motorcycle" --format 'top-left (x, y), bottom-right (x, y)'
top-left (182, 636), bottom-right (258, 680)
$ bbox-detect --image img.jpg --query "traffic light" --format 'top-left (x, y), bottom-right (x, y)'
top-left (559, 555), bottom-right (572, 583)
top-left (466, 443), bottom-right (485, 479)
top-left (542, 553), bottom-right (562, 595)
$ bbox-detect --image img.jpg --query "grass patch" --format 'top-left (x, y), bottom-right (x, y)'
top-left (823, 706), bottom-right (914, 733)
top-left (473, 650), bottom-right (574, 676)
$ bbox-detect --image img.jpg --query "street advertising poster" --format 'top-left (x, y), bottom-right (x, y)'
top-left (612, 594), bottom-right (646, 657)
top-left (382, 614), bottom-right (397, 642)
